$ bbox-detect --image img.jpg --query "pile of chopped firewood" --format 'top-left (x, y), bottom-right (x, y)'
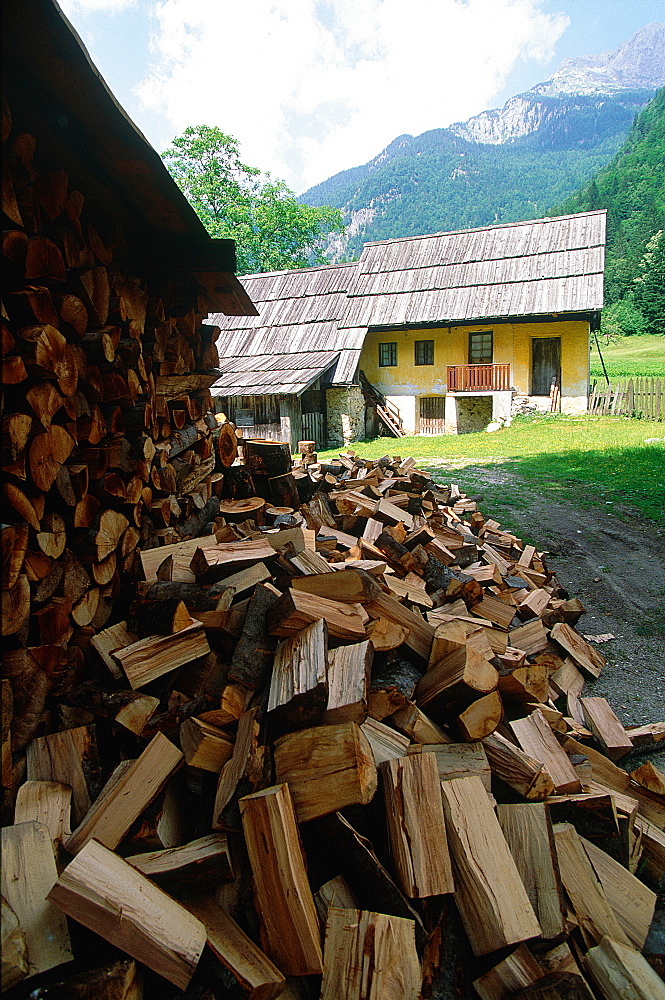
top-left (2, 444), bottom-right (664, 1000)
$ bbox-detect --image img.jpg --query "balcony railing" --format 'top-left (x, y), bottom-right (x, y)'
top-left (447, 363), bottom-right (511, 392)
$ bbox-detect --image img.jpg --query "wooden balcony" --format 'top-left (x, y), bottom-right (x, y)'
top-left (447, 364), bottom-right (511, 392)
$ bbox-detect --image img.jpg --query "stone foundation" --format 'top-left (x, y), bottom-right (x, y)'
top-left (456, 396), bottom-right (493, 433)
top-left (326, 386), bottom-right (364, 446)
top-left (512, 394), bottom-right (588, 417)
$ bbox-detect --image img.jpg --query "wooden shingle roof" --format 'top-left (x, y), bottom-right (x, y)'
top-left (210, 211), bottom-right (606, 394)
top-left (342, 211), bottom-right (605, 328)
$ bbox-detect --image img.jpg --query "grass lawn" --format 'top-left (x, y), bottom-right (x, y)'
top-left (590, 333), bottom-right (665, 380)
top-left (317, 414), bottom-right (665, 526)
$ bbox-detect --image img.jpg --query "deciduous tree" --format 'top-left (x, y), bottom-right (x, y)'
top-left (162, 126), bottom-right (344, 273)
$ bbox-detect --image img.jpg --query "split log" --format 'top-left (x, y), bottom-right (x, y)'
top-left (26, 725), bottom-right (99, 826)
top-left (212, 708), bottom-right (268, 831)
top-left (581, 835), bottom-right (656, 950)
top-left (1, 821), bottom-right (73, 977)
top-left (365, 615), bottom-right (410, 651)
top-left (439, 775), bottom-right (541, 955)
top-left (14, 781), bottom-right (72, 854)
top-left (65, 732), bottom-right (182, 854)
top-left (381, 752), bottom-right (454, 897)
top-left (112, 620), bottom-right (210, 689)
top-left (366, 592), bottom-right (435, 660)
top-left (510, 711), bottom-right (582, 795)
top-left (474, 946), bottom-right (545, 1000)
top-left (631, 760), bottom-right (665, 796)
top-left (497, 803), bottom-right (566, 940)
top-left (180, 717), bottom-right (235, 772)
top-left (268, 618), bottom-right (329, 729)
top-left (48, 839), bottom-right (206, 990)
top-left (126, 833), bottom-right (233, 895)
top-left (190, 539), bottom-right (277, 581)
top-left (552, 822), bottom-right (631, 946)
top-left (581, 697), bottom-right (633, 760)
top-left (291, 566), bottom-right (382, 604)
top-left (584, 935), bottom-right (665, 1000)
top-left (416, 621), bottom-right (498, 710)
top-left (1, 896), bottom-right (28, 992)
top-left (130, 597), bottom-right (193, 637)
top-left (483, 732), bottom-right (555, 800)
top-left (239, 783), bottom-right (323, 975)
top-left (368, 657), bottom-right (421, 721)
top-left (185, 895), bottom-right (285, 999)
top-left (320, 908), bottom-right (421, 1000)
top-left (323, 640), bottom-right (372, 725)
top-left (273, 722), bottom-right (377, 823)
top-left (550, 623), bottom-right (605, 678)
top-left (412, 742), bottom-right (491, 790)
top-left (268, 588), bottom-right (366, 641)
top-left (456, 690), bottom-right (504, 741)
top-left (361, 717), bottom-right (410, 764)
top-left (228, 584), bottom-right (279, 689)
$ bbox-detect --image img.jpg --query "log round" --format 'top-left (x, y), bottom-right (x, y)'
top-left (217, 422), bottom-right (238, 469)
top-left (217, 497), bottom-right (267, 524)
top-left (268, 472), bottom-right (300, 510)
top-left (265, 506), bottom-right (294, 524)
top-left (243, 439), bottom-right (292, 478)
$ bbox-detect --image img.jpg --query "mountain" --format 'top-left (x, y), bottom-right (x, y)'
top-left (550, 86), bottom-right (665, 327)
top-left (302, 23), bottom-right (665, 258)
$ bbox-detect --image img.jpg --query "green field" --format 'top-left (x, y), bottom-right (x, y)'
top-left (318, 414), bottom-right (665, 525)
top-left (590, 334), bottom-right (665, 380)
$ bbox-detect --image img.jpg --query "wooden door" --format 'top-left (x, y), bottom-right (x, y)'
top-left (419, 396), bottom-right (446, 434)
top-left (531, 338), bottom-right (561, 396)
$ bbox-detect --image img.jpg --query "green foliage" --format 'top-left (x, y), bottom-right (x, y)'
top-left (634, 230), bottom-right (665, 335)
top-left (301, 91), bottom-right (652, 256)
top-left (599, 299), bottom-right (646, 339)
top-left (162, 125), bottom-right (344, 273)
top-left (552, 88), bottom-right (665, 306)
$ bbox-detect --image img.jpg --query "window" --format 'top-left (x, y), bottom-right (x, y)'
top-left (414, 340), bottom-right (434, 365)
top-left (379, 342), bottom-right (397, 367)
top-left (469, 330), bottom-right (493, 363)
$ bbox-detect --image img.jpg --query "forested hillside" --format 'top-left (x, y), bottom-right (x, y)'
top-left (304, 92), bottom-right (650, 258)
top-left (551, 86), bottom-right (665, 336)
top-left (301, 24), bottom-right (665, 261)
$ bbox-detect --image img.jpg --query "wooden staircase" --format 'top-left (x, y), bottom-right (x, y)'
top-left (360, 371), bottom-right (406, 437)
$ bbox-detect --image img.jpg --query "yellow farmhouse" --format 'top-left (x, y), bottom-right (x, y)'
top-left (211, 211), bottom-right (605, 446)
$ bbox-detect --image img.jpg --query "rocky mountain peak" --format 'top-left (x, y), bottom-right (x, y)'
top-left (534, 21), bottom-right (665, 97)
top-left (449, 22), bottom-right (664, 146)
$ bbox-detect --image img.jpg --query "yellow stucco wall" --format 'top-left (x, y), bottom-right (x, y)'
top-left (360, 319), bottom-right (590, 399)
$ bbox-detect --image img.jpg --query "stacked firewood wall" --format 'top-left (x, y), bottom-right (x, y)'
top-left (1, 98), bottom-right (226, 761)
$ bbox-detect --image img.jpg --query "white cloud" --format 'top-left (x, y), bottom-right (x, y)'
top-left (137, 0), bottom-right (569, 193)
top-left (59, 0), bottom-right (135, 12)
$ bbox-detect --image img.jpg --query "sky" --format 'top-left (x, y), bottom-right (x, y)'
top-left (58, 0), bottom-right (664, 194)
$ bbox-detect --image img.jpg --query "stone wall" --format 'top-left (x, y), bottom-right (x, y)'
top-left (326, 386), bottom-right (365, 446)
top-left (456, 395), bottom-right (493, 433)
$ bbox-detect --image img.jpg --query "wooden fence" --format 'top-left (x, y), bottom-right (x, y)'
top-left (588, 377), bottom-right (664, 421)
